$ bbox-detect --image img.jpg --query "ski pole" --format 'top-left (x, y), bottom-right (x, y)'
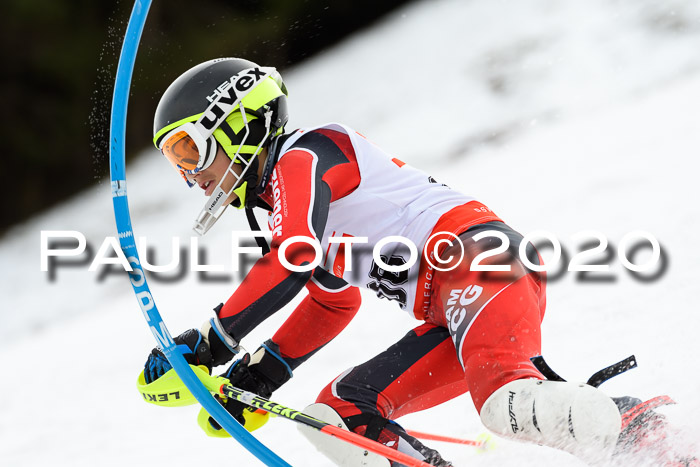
top-left (406, 429), bottom-right (485, 448)
top-left (217, 383), bottom-right (434, 467)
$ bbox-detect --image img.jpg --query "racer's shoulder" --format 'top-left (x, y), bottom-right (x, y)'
top-left (283, 123), bottom-right (354, 149)
top-left (278, 122), bottom-right (359, 168)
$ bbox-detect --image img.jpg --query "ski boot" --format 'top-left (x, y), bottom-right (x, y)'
top-left (298, 403), bottom-right (453, 467)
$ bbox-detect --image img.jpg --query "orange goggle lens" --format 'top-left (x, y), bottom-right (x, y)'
top-left (161, 131), bottom-right (200, 171)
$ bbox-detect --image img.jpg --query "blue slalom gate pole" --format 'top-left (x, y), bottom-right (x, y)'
top-left (108, 2), bottom-right (290, 465)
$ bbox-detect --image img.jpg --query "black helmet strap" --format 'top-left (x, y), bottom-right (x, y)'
top-left (239, 153), bottom-right (270, 256)
top-left (256, 132), bottom-right (289, 196)
top-left (243, 154), bottom-right (261, 209)
top-left (244, 206), bottom-right (270, 257)
top-left (240, 130), bottom-right (292, 258)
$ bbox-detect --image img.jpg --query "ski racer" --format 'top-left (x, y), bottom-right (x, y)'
top-left (141, 57), bottom-right (683, 466)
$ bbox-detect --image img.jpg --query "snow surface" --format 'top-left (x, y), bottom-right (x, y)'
top-left (2, 0), bottom-right (700, 465)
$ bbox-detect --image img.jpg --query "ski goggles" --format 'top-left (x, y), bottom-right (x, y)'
top-left (158, 122), bottom-right (218, 183)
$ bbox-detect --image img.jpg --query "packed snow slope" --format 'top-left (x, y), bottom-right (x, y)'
top-left (1, 0), bottom-right (699, 465)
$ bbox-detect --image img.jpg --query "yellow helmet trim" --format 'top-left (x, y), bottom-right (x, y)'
top-left (153, 113), bottom-right (203, 148)
top-left (240, 76), bottom-right (285, 111)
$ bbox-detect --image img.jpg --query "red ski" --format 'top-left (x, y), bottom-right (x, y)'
top-left (616, 396), bottom-right (699, 467)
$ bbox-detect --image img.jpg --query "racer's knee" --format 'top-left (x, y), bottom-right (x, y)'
top-left (479, 379), bottom-right (622, 464)
top-left (315, 370), bottom-right (381, 419)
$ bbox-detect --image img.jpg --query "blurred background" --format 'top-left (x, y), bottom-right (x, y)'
top-left (0, 0), bottom-right (412, 236)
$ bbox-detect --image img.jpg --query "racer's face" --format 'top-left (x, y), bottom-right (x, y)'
top-left (188, 145), bottom-right (242, 204)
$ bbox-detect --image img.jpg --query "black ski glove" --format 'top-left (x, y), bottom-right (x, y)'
top-left (144, 328), bottom-right (213, 384)
top-left (144, 305), bottom-right (240, 384)
top-left (209, 341), bottom-right (293, 428)
top-left (199, 307), bottom-right (240, 367)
